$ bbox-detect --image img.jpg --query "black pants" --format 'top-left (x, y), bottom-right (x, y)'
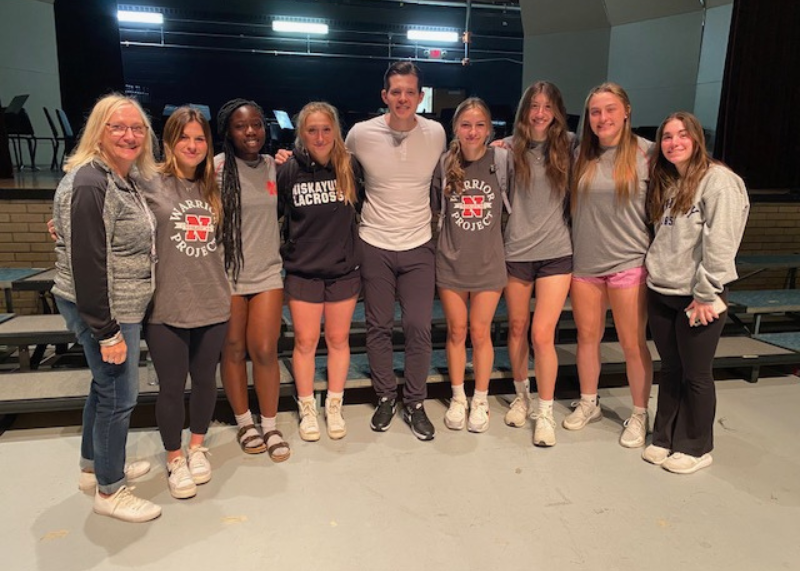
top-left (647, 289), bottom-right (726, 457)
top-left (145, 321), bottom-right (229, 451)
top-left (361, 240), bottom-right (435, 405)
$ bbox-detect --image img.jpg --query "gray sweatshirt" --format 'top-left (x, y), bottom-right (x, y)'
top-left (646, 164), bottom-right (749, 302)
top-left (503, 136), bottom-right (573, 262)
top-left (572, 136), bottom-right (653, 277)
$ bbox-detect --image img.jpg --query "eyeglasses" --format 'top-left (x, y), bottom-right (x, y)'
top-left (105, 123), bottom-right (148, 137)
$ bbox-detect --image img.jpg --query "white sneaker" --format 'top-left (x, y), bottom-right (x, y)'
top-left (325, 397), bottom-right (347, 440)
top-left (298, 399), bottom-right (321, 442)
top-left (620, 411), bottom-right (648, 448)
top-left (468, 399), bottom-right (490, 433)
top-left (187, 446), bottom-right (212, 485)
top-left (167, 456), bottom-right (197, 499)
top-left (532, 407), bottom-right (557, 447)
top-left (562, 399), bottom-right (602, 430)
top-left (642, 444), bottom-right (670, 465)
top-left (504, 394), bottom-right (530, 428)
top-left (444, 397), bottom-right (468, 430)
top-left (662, 452), bottom-right (713, 474)
top-left (93, 486), bottom-right (161, 523)
top-left (78, 460), bottom-right (152, 493)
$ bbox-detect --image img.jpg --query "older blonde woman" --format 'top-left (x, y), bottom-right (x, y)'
top-left (53, 93), bottom-right (161, 522)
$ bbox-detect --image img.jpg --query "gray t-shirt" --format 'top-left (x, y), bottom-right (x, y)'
top-left (433, 149), bottom-right (507, 291)
top-left (572, 137), bottom-right (653, 277)
top-left (143, 175), bottom-right (231, 327)
top-left (504, 140), bottom-right (572, 262)
top-left (214, 154), bottom-right (283, 295)
top-left (646, 164), bottom-right (749, 302)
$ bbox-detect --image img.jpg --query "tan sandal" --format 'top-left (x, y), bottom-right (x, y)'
top-left (237, 424), bottom-right (267, 455)
top-left (263, 429), bottom-right (291, 462)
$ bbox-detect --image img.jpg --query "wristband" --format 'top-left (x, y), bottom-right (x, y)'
top-left (98, 331), bottom-right (123, 347)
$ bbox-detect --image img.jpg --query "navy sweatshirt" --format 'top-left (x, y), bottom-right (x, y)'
top-left (277, 148), bottom-right (364, 279)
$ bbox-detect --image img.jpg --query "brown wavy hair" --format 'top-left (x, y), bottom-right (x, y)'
top-left (160, 106), bottom-right (222, 227)
top-left (649, 111), bottom-right (715, 224)
top-left (443, 97), bottom-right (493, 197)
top-left (294, 101), bottom-right (357, 205)
top-left (571, 82), bottom-right (639, 209)
top-left (512, 81), bottom-right (571, 194)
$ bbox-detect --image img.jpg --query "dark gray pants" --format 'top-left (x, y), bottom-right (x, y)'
top-left (648, 289), bottom-right (726, 457)
top-left (361, 240), bottom-right (435, 406)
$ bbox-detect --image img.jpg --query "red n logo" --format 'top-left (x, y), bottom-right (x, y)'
top-left (462, 195), bottom-right (484, 218)
top-left (185, 215), bottom-right (212, 241)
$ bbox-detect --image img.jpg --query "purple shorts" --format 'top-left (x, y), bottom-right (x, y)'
top-left (573, 266), bottom-right (648, 289)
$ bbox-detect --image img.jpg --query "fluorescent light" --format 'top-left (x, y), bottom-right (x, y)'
top-left (117, 10), bottom-right (164, 25)
top-left (272, 21), bottom-right (329, 35)
top-left (407, 29), bottom-right (459, 43)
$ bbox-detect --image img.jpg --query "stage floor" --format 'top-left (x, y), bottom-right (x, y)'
top-left (0, 170), bottom-right (62, 192)
top-left (1, 378), bottom-right (798, 570)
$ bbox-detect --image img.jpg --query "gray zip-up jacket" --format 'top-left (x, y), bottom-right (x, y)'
top-left (646, 164), bottom-right (750, 302)
top-left (52, 160), bottom-right (155, 340)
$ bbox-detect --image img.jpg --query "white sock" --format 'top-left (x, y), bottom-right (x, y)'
top-left (327, 391), bottom-right (343, 401)
top-left (451, 384), bottom-right (466, 401)
top-left (633, 406), bottom-right (647, 416)
top-left (261, 415), bottom-right (287, 451)
top-left (514, 379), bottom-right (530, 397)
top-left (473, 389), bottom-right (488, 403)
top-left (235, 411), bottom-right (261, 450)
top-left (538, 398), bottom-right (554, 412)
top-left (298, 394), bottom-right (315, 405)
top-left (581, 393), bottom-right (598, 406)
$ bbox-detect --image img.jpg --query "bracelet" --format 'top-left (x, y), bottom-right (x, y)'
top-left (98, 331), bottom-right (123, 347)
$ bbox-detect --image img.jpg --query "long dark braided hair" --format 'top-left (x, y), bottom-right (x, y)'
top-left (217, 98), bottom-right (266, 283)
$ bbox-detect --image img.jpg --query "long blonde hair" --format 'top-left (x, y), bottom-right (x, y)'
top-left (512, 81), bottom-right (571, 194)
top-left (160, 106), bottom-right (222, 227)
top-left (294, 101), bottom-right (357, 205)
top-left (571, 82), bottom-right (639, 209)
top-left (649, 111), bottom-right (716, 224)
top-left (444, 97), bottom-right (493, 197)
top-left (64, 93), bottom-right (158, 179)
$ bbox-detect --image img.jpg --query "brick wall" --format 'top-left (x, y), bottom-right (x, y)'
top-left (0, 199), bottom-right (55, 314)
top-left (735, 204), bottom-right (800, 290)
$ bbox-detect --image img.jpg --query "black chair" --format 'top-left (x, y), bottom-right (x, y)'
top-left (55, 109), bottom-right (76, 158)
top-left (43, 108), bottom-right (66, 170)
top-left (6, 108), bottom-right (51, 171)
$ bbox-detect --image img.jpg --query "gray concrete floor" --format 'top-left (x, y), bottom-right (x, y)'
top-left (1, 376), bottom-right (799, 571)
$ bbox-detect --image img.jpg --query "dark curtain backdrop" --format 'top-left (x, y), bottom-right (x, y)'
top-left (54, 0), bottom-right (125, 134)
top-left (716, 0), bottom-right (800, 189)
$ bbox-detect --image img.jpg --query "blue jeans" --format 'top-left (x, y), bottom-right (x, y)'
top-left (56, 296), bottom-right (141, 494)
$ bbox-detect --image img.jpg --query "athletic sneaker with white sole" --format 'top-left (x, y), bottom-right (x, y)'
top-left (325, 397), bottom-right (347, 440)
top-left (93, 486), bottom-right (161, 523)
top-left (642, 444), bottom-right (670, 465)
top-left (298, 399), bottom-right (321, 442)
top-left (187, 446), bottom-right (212, 485)
top-left (167, 456), bottom-right (197, 499)
top-left (661, 452), bottom-right (713, 474)
top-left (504, 394), bottom-right (530, 428)
top-left (444, 397), bottom-right (468, 430)
top-left (562, 399), bottom-right (602, 430)
top-left (619, 411), bottom-right (648, 448)
top-left (468, 399), bottom-right (490, 433)
top-left (79, 460), bottom-right (152, 492)
top-left (532, 408), bottom-right (557, 447)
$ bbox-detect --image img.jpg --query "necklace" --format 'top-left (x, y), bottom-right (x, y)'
top-left (177, 177), bottom-right (196, 193)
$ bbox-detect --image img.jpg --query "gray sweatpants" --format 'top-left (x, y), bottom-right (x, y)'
top-left (361, 240), bottom-right (435, 406)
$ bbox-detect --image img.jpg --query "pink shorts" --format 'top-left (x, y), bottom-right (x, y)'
top-left (573, 266), bottom-right (648, 289)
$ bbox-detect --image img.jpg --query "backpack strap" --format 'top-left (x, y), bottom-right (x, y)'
top-left (437, 154), bottom-right (447, 233)
top-left (492, 147), bottom-right (512, 214)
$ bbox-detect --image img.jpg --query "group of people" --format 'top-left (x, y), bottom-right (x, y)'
top-left (50, 60), bottom-right (749, 524)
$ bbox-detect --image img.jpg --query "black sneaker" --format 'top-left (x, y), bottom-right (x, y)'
top-left (370, 397), bottom-right (397, 432)
top-left (403, 403), bottom-right (435, 441)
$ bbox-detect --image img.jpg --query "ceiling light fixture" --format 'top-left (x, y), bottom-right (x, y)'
top-left (272, 20), bottom-right (329, 35)
top-left (407, 29), bottom-right (459, 43)
top-left (117, 10), bottom-right (164, 25)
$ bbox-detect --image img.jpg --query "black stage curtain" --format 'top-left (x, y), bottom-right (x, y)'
top-left (716, 0), bottom-right (800, 190)
top-left (54, 0), bottom-right (125, 134)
